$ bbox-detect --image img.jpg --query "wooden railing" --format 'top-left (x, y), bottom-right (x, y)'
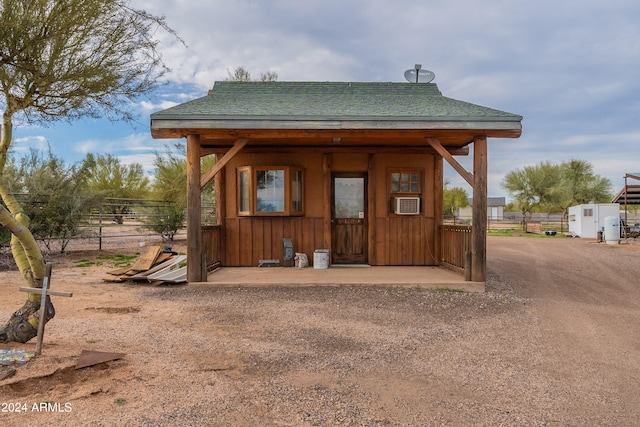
top-left (440, 225), bottom-right (472, 275)
top-left (202, 225), bottom-right (222, 268)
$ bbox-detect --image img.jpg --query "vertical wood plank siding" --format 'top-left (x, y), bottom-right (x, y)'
top-left (222, 217), bottom-right (325, 266)
top-left (202, 225), bottom-right (222, 267)
top-left (440, 225), bottom-right (472, 271)
top-left (374, 217), bottom-right (437, 266)
top-left (214, 216), bottom-right (441, 267)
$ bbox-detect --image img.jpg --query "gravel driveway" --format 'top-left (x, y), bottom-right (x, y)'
top-left (1, 236), bottom-right (639, 426)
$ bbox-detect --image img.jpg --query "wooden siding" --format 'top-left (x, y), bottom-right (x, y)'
top-left (222, 217), bottom-right (324, 266)
top-left (202, 225), bottom-right (222, 267)
top-left (374, 217), bottom-right (437, 266)
top-left (215, 151), bottom-right (442, 267)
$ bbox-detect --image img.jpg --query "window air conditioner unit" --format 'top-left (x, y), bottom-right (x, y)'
top-left (393, 197), bottom-right (420, 215)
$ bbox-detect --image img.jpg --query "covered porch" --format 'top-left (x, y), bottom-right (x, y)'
top-left (193, 265), bottom-right (484, 293)
top-left (150, 81), bottom-right (522, 286)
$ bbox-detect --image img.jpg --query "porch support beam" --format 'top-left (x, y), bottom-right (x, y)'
top-left (187, 134), bottom-right (203, 282)
top-left (367, 153), bottom-right (376, 265)
top-left (201, 145), bottom-right (470, 156)
top-left (200, 138), bottom-right (248, 189)
top-left (214, 154), bottom-right (226, 265)
top-left (426, 137), bottom-right (474, 187)
top-left (214, 154), bottom-right (225, 226)
top-left (471, 136), bottom-right (488, 282)
top-left (323, 154), bottom-right (332, 250)
top-left (434, 154), bottom-right (444, 265)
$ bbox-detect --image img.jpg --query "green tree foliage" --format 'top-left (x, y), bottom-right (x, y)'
top-left (13, 149), bottom-right (99, 252)
top-left (225, 66), bottom-right (278, 82)
top-left (558, 159), bottom-right (612, 206)
top-left (151, 146), bottom-right (187, 207)
top-left (0, 0), bottom-right (178, 343)
top-left (145, 144), bottom-right (217, 239)
top-left (146, 145), bottom-right (187, 240)
top-left (84, 154), bottom-right (149, 224)
top-left (443, 185), bottom-right (469, 220)
top-left (553, 160), bottom-right (612, 230)
top-left (502, 162), bottom-right (563, 222)
top-left (502, 160), bottom-right (612, 226)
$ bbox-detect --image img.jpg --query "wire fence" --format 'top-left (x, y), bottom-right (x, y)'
top-left (1, 197), bottom-right (215, 253)
top-left (445, 213), bottom-right (569, 231)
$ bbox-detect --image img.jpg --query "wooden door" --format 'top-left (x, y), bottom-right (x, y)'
top-left (332, 173), bottom-right (367, 264)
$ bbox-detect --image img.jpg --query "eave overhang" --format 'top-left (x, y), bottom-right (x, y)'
top-left (149, 81), bottom-right (523, 148)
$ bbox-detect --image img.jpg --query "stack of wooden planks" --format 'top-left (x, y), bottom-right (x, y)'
top-left (103, 246), bottom-right (187, 285)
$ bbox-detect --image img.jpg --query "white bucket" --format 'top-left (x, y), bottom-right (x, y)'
top-left (313, 249), bottom-right (330, 269)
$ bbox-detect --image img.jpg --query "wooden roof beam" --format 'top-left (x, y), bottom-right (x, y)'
top-left (426, 137), bottom-right (474, 187)
top-left (200, 145), bottom-right (470, 156)
top-left (200, 138), bottom-right (248, 189)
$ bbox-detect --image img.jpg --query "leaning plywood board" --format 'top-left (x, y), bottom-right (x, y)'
top-left (130, 255), bottom-right (186, 280)
top-left (128, 246), bottom-right (163, 272)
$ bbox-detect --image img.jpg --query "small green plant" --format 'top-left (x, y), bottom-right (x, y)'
top-left (114, 398), bottom-right (127, 405)
top-left (97, 254), bottom-right (138, 268)
top-left (74, 259), bottom-right (99, 267)
top-left (74, 253), bottom-right (138, 268)
top-left (86, 338), bottom-right (97, 344)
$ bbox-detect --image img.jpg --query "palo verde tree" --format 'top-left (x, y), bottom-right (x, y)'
top-left (145, 143), bottom-right (217, 239)
top-left (13, 148), bottom-right (100, 253)
top-left (502, 159), bottom-right (611, 230)
top-left (83, 153), bottom-right (150, 224)
top-left (0, 0), bottom-right (178, 343)
top-left (145, 145), bottom-right (188, 240)
top-left (558, 159), bottom-right (612, 206)
top-left (552, 159), bottom-right (612, 231)
top-left (501, 161), bottom-right (563, 228)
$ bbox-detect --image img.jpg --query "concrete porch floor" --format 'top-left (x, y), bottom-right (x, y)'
top-left (194, 265), bottom-right (484, 293)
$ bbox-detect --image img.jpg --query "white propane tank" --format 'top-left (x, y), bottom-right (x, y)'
top-left (604, 216), bottom-right (620, 245)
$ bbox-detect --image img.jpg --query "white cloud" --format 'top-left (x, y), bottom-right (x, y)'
top-left (117, 153), bottom-right (157, 174)
top-left (4, 0), bottom-right (638, 200)
top-left (140, 100), bottom-right (180, 112)
top-left (11, 135), bottom-right (50, 153)
top-left (74, 133), bottom-right (160, 156)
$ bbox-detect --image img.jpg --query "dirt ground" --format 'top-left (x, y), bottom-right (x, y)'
top-left (1, 236), bottom-right (639, 426)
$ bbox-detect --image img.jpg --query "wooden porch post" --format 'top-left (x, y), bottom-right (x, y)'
top-left (434, 154), bottom-right (444, 265)
top-left (323, 154), bottom-right (332, 249)
top-left (367, 154), bottom-right (376, 265)
top-left (472, 136), bottom-right (488, 282)
top-left (187, 134), bottom-right (203, 282)
top-left (213, 154), bottom-right (226, 265)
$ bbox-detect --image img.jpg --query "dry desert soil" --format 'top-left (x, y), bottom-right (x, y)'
top-left (1, 236), bottom-right (640, 426)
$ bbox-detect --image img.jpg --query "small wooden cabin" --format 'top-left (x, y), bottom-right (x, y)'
top-left (150, 81), bottom-right (522, 283)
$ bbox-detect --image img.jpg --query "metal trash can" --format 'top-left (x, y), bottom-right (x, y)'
top-left (313, 249), bottom-right (329, 269)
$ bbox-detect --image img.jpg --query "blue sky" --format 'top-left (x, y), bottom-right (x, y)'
top-left (6, 0), bottom-right (640, 198)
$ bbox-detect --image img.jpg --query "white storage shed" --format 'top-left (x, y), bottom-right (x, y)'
top-left (568, 203), bottom-right (620, 238)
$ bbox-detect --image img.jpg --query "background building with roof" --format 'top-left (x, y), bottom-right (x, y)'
top-left (456, 197), bottom-right (506, 223)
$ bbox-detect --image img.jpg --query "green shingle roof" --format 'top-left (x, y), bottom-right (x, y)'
top-left (151, 81), bottom-right (522, 122)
